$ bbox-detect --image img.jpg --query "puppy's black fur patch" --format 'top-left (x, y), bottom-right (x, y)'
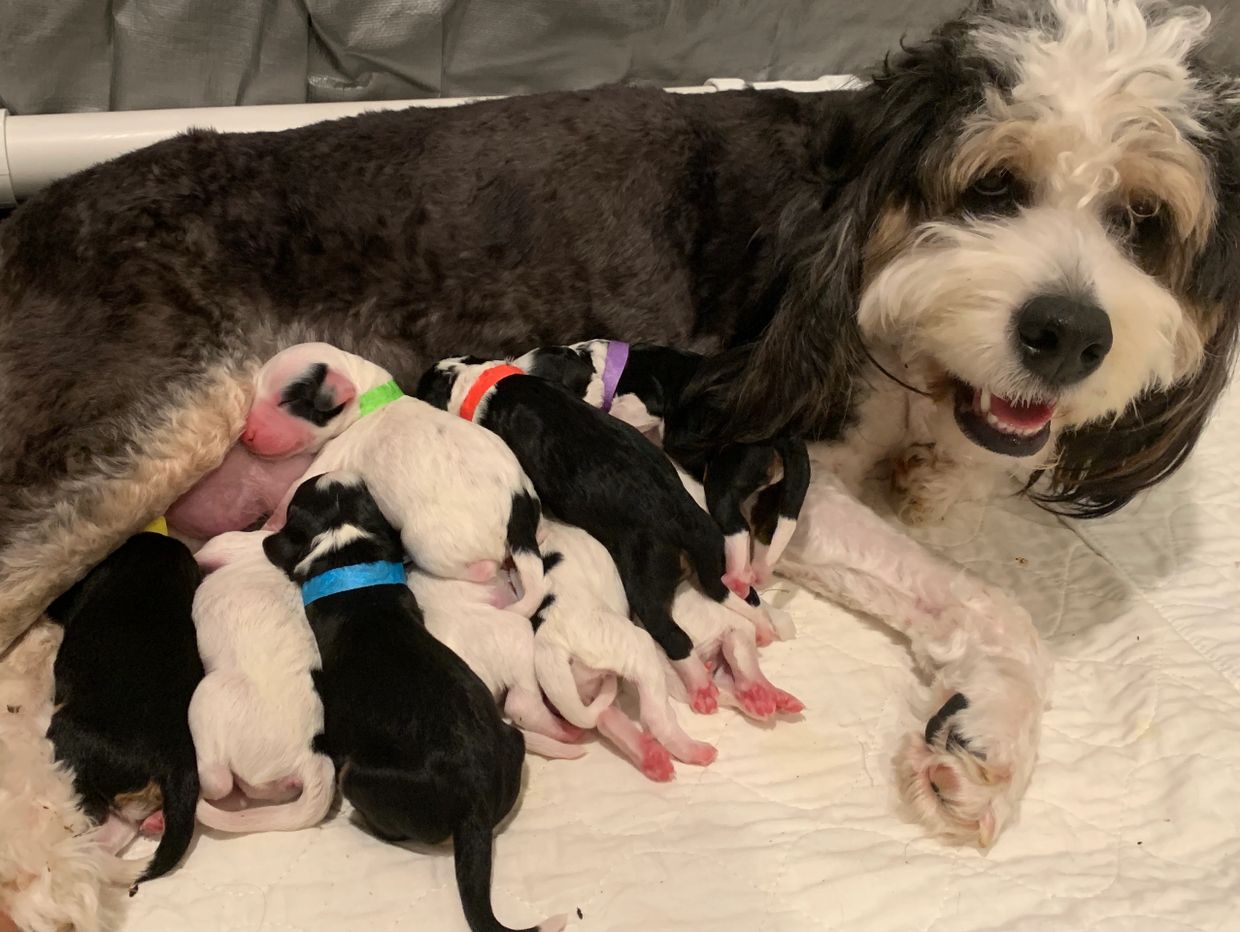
top-left (281, 362), bottom-right (347, 426)
top-left (421, 370), bottom-right (732, 662)
top-left (528, 342), bottom-right (813, 560)
top-left (45, 532), bottom-right (203, 885)
top-left (264, 475), bottom-right (534, 932)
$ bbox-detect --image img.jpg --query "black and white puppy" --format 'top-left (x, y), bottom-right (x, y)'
top-left (45, 530), bottom-right (204, 888)
top-left (415, 357), bottom-right (770, 667)
top-left (263, 472), bottom-right (563, 932)
top-left (515, 340), bottom-right (811, 591)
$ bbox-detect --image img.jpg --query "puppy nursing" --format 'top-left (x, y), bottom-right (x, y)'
top-left (244, 343), bottom-right (548, 617)
top-left (518, 340), bottom-right (812, 593)
top-left (189, 530), bottom-right (335, 832)
top-left (45, 531), bottom-right (204, 888)
top-left (265, 473), bottom-right (565, 932)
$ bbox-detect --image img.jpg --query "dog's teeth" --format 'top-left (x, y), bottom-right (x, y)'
top-left (980, 388), bottom-right (992, 414)
top-left (986, 412), bottom-right (1002, 430)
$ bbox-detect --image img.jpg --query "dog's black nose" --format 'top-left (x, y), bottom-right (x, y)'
top-left (1013, 294), bottom-right (1113, 387)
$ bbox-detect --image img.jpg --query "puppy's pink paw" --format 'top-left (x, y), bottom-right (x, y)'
top-left (639, 736), bottom-right (675, 782)
top-left (690, 684), bottom-right (719, 715)
top-left (722, 574), bottom-right (751, 599)
top-left (773, 688), bottom-right (804, 714)
top-left (139, 811), bottom-right (165, 837)
top-left (737, 683), bottom-right (778, 718)
top-left (682, 741), bottom-right (717, 767)
top-left (754, 623), bottom-right (776, 648)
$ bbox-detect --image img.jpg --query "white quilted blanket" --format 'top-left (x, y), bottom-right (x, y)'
top-left (121, 379), bottom-right (1240, 932)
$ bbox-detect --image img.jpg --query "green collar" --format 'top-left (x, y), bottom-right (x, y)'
top-left (358, 379), bottom-right (404, 416)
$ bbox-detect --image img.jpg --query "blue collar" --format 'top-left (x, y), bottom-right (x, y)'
top-left (300, 561), bottom-right (407, 606)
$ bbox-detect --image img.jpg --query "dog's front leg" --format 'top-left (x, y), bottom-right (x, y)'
top-left (777, 471), bottom-right (1051, 847)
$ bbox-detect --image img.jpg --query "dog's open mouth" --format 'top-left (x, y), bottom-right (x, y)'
top-left (952, 380), bottom-right (1054, 457)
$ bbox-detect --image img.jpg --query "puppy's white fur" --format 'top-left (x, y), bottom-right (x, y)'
top-left (0, 622), bottom-right (141, 932)
top-left (189, 530), bottom-right (335, 833)
top-left (406, 569), bottom-right (585, 759)
top-left (253, 344), bottom-right (547, 616)
top-left (533, 520), bottom-right (716, 779)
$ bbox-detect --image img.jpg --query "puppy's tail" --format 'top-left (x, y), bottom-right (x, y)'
top-left (533, 642), bottom-right (617, 730)
top-left (455, 807), bottom-right (564, 932)
top-left (505, 491), bottom-right (547, 618)
top-left (194, 753), bottom-right (335, 834)
top-left (135, 766), bottom-right (199, 886)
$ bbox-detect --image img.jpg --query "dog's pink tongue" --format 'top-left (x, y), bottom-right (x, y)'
top-left (986, 390), bottom-right (1055, 429)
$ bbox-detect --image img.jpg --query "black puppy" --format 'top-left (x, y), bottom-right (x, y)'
top-left (415, 357), bottom-right (772, 666)
top-left (263, 472), bottom-right (561, 932)
top-left (516, 340), bottom-right (811, 591)
top-left (45, 530), bottom-right (203, 888)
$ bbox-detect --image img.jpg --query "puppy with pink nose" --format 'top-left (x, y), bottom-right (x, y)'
top-left (243, 343), bottom-right (547, 616)
top-left (189, 530), bottom-right (335, 832)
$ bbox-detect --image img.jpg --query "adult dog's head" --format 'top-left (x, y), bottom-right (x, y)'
top-left (731, 0), bottom-right (1240, 516)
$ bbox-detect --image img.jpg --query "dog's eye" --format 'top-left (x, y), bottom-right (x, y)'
top-left (1129, 198), bottom-right (1161, 221)
top-left (971, 169), bottom-right (1011, 199)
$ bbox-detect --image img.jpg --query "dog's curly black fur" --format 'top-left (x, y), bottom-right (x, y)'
top-left (0, 1), bottom-right (1236, 649)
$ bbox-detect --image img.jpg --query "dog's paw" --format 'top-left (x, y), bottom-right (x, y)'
top-left (896, 670), bottom-right (1042, 848)
top-left (890, 444), bottom-right (956, 527)
top-left (736, 683), bottom-right (779, 719)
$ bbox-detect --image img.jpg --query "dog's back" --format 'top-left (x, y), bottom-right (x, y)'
top-left (46, 532), bottom-right (204, 884)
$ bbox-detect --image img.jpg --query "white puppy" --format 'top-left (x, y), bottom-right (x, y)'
top-left (243, 343), bottom-right (546, 616)
top-left (189, 530), bottom-right (335, 832)
top-left (533, 520), bottom-right (716, 782)
top-left (406, 568), bottom-right (585, 760)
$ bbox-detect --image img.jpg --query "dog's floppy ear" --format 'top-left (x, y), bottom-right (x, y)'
top-left (280, 362), bottom-right (356, 426)
top-left (262, 527), bottom-right (303, 576)
top-left (689, 23), bottom-right (989, 446)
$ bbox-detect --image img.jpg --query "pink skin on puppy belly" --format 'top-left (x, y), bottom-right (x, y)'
top-left (167, 444), bottom-right (313, 539)
top-left (139, 810), bottom-right (165, 837)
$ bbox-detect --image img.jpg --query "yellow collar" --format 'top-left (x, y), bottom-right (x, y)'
top-left (143, 516), bottom-right (169, 536)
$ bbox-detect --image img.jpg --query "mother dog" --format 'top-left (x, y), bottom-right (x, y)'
top-left (0, 0), bottom-right (1237, 840)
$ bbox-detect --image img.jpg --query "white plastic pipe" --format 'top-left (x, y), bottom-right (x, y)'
top-left (0, 75), bottom-right (861, 207)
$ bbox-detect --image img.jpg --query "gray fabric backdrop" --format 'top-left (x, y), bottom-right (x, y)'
top-left (0, 1), bottom-right (1236, 116)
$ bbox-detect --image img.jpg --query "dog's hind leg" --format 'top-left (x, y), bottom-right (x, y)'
top-left (719, 627), bottom-right (803, 718)
top-left (503, 687), bottom-right (584, 744)
top-left (0, 364), bottom-right (251, 653)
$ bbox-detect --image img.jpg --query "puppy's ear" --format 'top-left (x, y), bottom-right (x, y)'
top-left (262, 529), bottom-right (302, 576)
top-left (413, 365), bottom-right (453, 410)
top-left (281, 363), bottom-right (356, 426)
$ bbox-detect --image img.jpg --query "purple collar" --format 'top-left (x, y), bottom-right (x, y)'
top-left (600, 341), bottom-right (630, 413)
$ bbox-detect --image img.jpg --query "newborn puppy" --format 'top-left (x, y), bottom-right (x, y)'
top-left (416, 357), bottom-right (767, 670)
top-left (264, 473), bottom-right (563, 932)
top-left (406, 569), bottom-right (585, 759)
top-left (45, 531), bottom-right (204, 887)
top-left (516, 340), bottom-right (811, 589)
top-left (189, 530), bottom-right (334, 832)
top-left (244, 343), bottom-right (546, 616)
top-left (531, 519), bottom-right (716, 781)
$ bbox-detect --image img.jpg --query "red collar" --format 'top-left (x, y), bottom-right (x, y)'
top-left (459, 365), bottom-right (524, 422)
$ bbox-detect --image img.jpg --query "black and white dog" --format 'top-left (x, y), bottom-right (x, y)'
top-left (415, 357), bottom-right (773, 666)
top-left (45, 530), bottom-right (203, 888)
top-left (515, 340), bottom-right (811, 590)
top-left (2, 1), bottom-right (1236, 847)
top-left (263, 472), bottom-right (563, 932)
